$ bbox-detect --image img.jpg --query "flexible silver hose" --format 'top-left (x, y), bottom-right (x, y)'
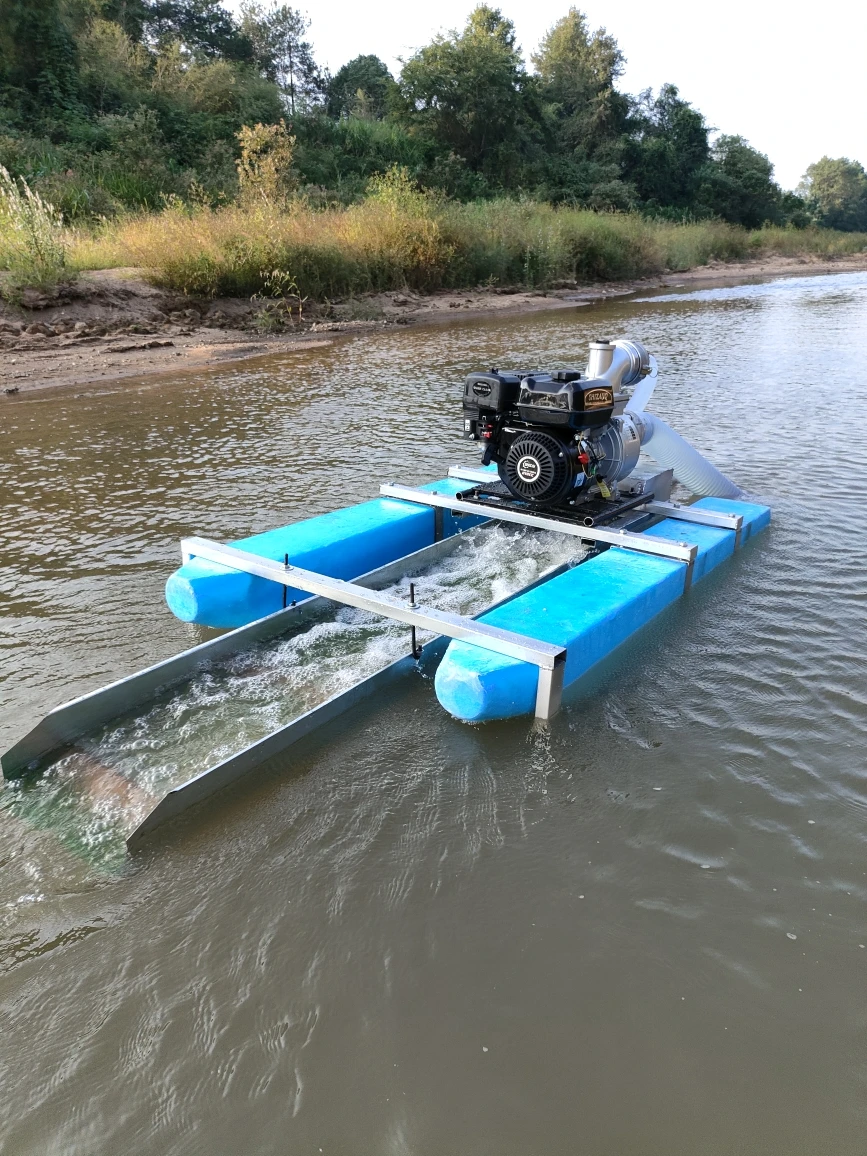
top-left (633, 412), bottom-right (744, 499)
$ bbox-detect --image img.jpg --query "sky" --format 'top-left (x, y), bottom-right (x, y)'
top-left (229, 0), bottom-right (867, 190)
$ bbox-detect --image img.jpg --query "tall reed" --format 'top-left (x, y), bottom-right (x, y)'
top-left (0, 166), bottom-right (68, 294)
top-left (64, 195), bottom-right (867, 301)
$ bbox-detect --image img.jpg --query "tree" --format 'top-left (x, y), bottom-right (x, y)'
top-left (697, 135), bottom-right (783, 227)
top-left (239, 2), bottom-right (324, 112)
top-left (398, 5), bottom-right (538, 190)
top-left (531, 8), bottom-right (630, 206)
top-left (622, 84), bottom-right (709, 214)
top-left (532, 8), bottom-right (625, 153)
top-left (63, 0), bottom-right (153, 43)
top-left (327, 54), bottom-right (396, 119)
top-left (291, 112), bottom-right (425, 202)
top-left (0, 0), bottom-right (81, 115)
top-left (77, 17), bottom-right (152, 112)
top-left (798, 157), bottom-right (867, 232)
top-left (145, 0), bottom-right (254, 61)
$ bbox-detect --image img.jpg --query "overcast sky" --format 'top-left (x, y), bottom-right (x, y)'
top-left (229, 0), bottom-right (866, 190)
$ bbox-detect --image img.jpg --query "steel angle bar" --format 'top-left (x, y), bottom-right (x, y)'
top-left (1, 531), bottom-right (476, 779)
top-left (379, 483), bottom-right (697, 567)
top-left (181, 537), bottom-right (567, 676)
top-left (448, 465), bottom-right (498, 484)
top-left (644, 501), bottom-right (743, 534)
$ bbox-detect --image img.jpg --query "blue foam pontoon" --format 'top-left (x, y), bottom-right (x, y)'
top-left (433, 497), bottom-right (770, 721)
top-left (166, 478), bottom-right (483, 628)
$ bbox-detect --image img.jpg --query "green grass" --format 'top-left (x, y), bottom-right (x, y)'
top-left (7, 183), bottom-right (867, 299)
top-left (0, 166), bottom-right (69, 296)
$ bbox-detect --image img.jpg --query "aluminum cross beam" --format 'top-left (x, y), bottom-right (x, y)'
top-left (379, 483), bottom-right (697, 567)
top-left (181, 537), bottom-right (567, 720)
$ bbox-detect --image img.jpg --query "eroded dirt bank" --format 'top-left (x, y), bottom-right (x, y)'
top-left (3, 254), bottom-right (867, 396)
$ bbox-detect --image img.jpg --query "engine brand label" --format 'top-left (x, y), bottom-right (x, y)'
top-left (516, 456), bottom-right (541, 483)
top-left (584, 388), bottom-right (613, 409)
top-left (472, 382), bottom-right (493, 397)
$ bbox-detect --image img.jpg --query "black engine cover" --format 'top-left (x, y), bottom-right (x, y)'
top-left (516, 375), bottom-right (614, 430)
top-left (500, 431), bottom-right (577, 504)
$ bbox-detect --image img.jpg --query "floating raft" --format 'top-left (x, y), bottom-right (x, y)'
top-left (166, 472), bottom-right (770, 725)
top-left (2, 467), bottom-right (770, 850)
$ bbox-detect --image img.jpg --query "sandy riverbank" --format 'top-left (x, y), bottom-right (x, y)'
top-left (2, 253), bottom-right (866, 396)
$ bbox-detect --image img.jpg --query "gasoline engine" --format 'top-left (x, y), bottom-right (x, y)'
top-left (462, 338), bottom-right (653, 509)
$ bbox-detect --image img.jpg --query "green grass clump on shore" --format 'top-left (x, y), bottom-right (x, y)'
top-left (0, 167), bottom-right (69, 297)
top-left (19, 180), bottom-right (867, 300)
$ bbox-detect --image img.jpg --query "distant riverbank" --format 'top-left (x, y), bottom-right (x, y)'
top-left (3, 254), bottom-right (867, 396)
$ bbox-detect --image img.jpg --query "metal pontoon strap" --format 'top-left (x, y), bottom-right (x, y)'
top-left (379, 483), bottom-right (698, 567)
top-left (448, 465), bottom-right (503, 484)
top-left (181, 537), bottom-right (568, 721)
top-left (642, 500), bottom-right (743, 531)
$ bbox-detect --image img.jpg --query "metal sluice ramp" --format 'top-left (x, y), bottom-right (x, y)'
top-left (180, 536), bottom-right (568, 721)
top-left (1, 522), bottom-right (579, 850)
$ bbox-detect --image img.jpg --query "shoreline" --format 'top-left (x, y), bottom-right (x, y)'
top-left (2, 253), bottom-right (866, 396)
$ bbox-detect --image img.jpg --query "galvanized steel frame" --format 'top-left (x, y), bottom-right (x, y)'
top-left (379, 482), bottom-right (698, 566)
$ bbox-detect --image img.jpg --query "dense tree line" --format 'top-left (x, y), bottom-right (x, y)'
top-left (1, 0), bottom-right (865, 229)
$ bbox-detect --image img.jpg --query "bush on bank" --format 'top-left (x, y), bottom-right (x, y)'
top-left (3, 166), bottom-right (866, 300)
top-left (66, 187), bottom-right (867, 301)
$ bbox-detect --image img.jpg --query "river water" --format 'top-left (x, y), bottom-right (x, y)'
top-left (1, 271), bottom-right (866, 1154)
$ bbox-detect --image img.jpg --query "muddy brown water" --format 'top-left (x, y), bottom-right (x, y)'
top-left (1, 271), bottom-right (866, 1155)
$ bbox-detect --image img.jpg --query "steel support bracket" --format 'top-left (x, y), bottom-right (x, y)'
top-left (644, 500), bottom-right (743, 536)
